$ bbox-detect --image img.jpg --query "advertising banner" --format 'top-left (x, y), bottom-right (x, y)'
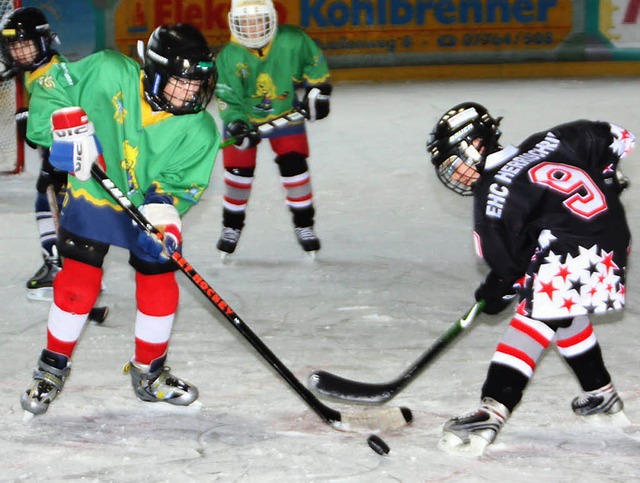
top-left (19, 0), bottom-right (640, 77)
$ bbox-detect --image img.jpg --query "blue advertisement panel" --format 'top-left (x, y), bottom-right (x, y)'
top-left (23, 0), bottom-right (102, 60)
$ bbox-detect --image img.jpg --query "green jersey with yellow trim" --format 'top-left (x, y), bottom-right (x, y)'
top-left (26, 49), bottom-right (220, 216)
top-left (215, 24), bottom-right (330, 126)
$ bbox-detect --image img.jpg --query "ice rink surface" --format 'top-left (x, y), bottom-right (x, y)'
top-left (1, 78), bottom-right (640, 482)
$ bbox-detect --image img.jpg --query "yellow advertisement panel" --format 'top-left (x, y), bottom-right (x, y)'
top-left (115, 1), bottom-right (574, 62)
top-left (293, 0), bottom-right (573, 54)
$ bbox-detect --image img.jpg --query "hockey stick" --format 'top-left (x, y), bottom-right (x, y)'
top-left (221, 108), bottom-right (310, 147)
top-left (309, 301), bottom-right (485, 404)
top-left (45, 184), bottom-right (109, 323)
top-left (90, 164), bottom-right (411, 432)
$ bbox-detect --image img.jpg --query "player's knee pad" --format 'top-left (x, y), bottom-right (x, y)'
top-left (136, 271), bottom-right (179, 316)
top-left (275, 152), bottom-right (309, 177)
top-left (53, 258), bottom-right (102, 313)
top-left (226, 166), bottom-right (255, 178)
top-left (129, 251), bottom-right (179, 275)
top-left (58, 228), bottom-right (109, 268)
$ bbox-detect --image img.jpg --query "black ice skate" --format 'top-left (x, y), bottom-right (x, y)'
top-left (26, 255), bottom-right (61, 301)
top-left (125, 355), bottom-right (199, 406)
top-left (294, 226), bottom-right (320, 253)
top-left (216, 227), bottom-right (242, 256)
top-left (21, 349), bottom-right (71, 416)
top-left (438, 397), bottom-right (510, 456)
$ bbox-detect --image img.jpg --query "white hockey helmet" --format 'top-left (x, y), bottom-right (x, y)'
top-left (228, 0), bottom-right (277, 49)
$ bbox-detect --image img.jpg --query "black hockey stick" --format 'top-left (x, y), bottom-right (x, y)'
top-left (45, 184), bottom-right (109, 323)
top-left (309, 301), bottom-right (485, 404)
top-left (223, 108), bottom-right (310, 146)
top-left (90, 164), bottom-right (411, 432)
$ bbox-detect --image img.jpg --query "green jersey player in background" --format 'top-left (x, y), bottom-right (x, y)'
top-left (214, 0), bottom-right (332, 256)
top-left (20, 24), bottom-right (220, 416)
top-left (0, 7), bottom-right (69, 300)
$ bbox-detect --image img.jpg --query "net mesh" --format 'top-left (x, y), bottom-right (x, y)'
top-left (0, 1), bottom-right (19, 173)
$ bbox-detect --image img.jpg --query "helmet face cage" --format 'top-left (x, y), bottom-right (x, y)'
top-left (143, 24), bottom-right (217, 115)
top-left (228, 0), bottom-right (277, 49)
top-left (0, 7), bottom-right (55, 72)
top-left (428, 103), bottom-right (501, 196)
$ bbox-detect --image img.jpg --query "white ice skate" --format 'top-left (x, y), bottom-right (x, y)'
top-left (438, 397), bottom-right (510, 456)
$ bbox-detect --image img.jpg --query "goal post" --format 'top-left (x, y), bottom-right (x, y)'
top-left (0, 0), bottom-right (24, 175)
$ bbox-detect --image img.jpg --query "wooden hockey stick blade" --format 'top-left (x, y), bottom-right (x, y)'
top-left (91, 164), bottom-right (412, 432)
top-left (309, 301), bottom-right (484, 404)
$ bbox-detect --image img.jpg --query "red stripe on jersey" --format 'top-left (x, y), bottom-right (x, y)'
top-left (555, 324), bottom-right (594, 348)
top-left (496, 342), bottom-right (537, 370)
top-left (511, 318), bottom-right (552, 348)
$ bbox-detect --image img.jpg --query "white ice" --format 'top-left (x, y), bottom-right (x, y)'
top-left (1, 78), bottom-right (640, 482)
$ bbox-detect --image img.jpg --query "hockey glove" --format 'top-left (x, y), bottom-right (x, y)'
top-left (475, 272), bottom-right (518, 315)
top-left (301, 84), bottom-right (332, 121)
top-left (16, 108), bottom-right (40, 149)
top-left (137, 203), bottom-right (182, 263)
top-left (227, 120), bottom-right (260, 150)
top-left (0, 66), bottom-right (18, 81)
top-left (50, 107), bottom-right (105, 182)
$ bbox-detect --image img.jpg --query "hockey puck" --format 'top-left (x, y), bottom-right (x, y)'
top-left (367, 434), bottom-right (390, 455)
top-left (88, 306), bottom-right (109, 324)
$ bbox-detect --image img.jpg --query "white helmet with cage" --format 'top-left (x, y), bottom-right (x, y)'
top-left (228, 0), bottom-right (277, 49)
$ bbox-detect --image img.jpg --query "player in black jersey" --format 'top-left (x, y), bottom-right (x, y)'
top-left (428, 102), bottom-right (634, 455)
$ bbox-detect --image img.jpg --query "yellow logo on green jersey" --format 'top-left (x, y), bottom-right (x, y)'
top-left (112, 91), bottom-right (127, 124)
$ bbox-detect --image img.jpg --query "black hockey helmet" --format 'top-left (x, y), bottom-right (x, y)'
top-left (0, 7), bottom-right (57, 72)
top-left (140, 23), bottom-right (217, 115)
top-left (427, 102), bottom-right (502, 195)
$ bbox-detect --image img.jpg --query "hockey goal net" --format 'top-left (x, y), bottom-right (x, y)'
top-left (0, 0), bottom-right (23, 174)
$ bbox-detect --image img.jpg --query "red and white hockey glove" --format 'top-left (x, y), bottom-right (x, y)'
top-left (50, 107), bottom-right (105, 182)
top-left (137, 203), bottom-right (182, 262)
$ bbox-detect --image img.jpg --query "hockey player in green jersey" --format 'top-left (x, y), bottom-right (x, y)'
top-left (0, 7), bottom-right (69, 300)
top-left (20, 24), bottom-right (220, 416)
top-left (214, 0), bottom-right (332, 256)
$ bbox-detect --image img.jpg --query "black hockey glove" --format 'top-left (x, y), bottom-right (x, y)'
top-left (302, 84), bottom-right (332, 121)
top-left (475, 272), bottom-right (517, 315)
top-left (227, 120), bottom-right (260, 151)
top-left (0, 66), bottom-right (18, 82)
top-left (15, 107), bottom-right (28, 140)
top-left (15, 107), bottom-right (39, 149)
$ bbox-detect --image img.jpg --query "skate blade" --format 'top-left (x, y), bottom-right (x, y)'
top-left (438, 432), bottom-right (490, 456)
top-left (580, 410), bottom-right (631, 428)
top-left (23, 411), bottom-right (36, 423)
top-left (137, 399), bottom-right (203, 414)
top-left (305, 250), bottom-right (317, 261)
top-left (26, 288), bottom-right (53, 302)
